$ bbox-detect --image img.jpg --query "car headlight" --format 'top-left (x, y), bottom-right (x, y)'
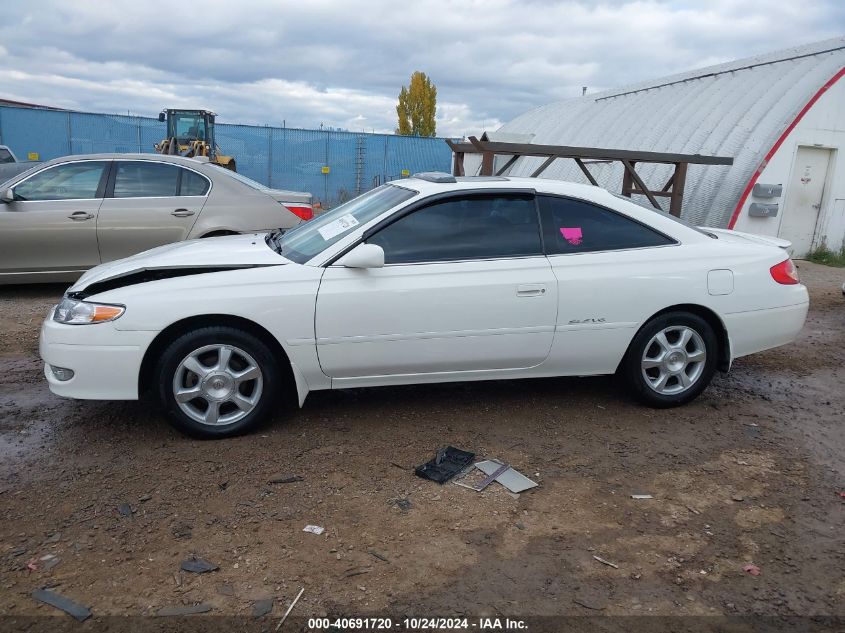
top-left (53, 297), bottom-right (125, 324)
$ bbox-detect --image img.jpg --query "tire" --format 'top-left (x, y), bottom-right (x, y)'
top-left (620, 311), bottom-right (718, 408)
top-left (154, 326), bottom-right (283, 438)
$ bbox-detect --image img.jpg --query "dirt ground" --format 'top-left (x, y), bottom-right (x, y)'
top-left (0, 262), bottom-right (843, 628)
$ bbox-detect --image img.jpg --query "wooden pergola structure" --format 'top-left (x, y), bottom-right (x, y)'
top-left (445, 136), bottom-right (733, 217)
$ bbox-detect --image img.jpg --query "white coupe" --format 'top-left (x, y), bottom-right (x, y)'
top-left (40, 174), bottom-right (809, 438)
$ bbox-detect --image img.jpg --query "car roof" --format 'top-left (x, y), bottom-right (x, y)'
top-left (400, 174), bottom-right (618, 205)
top-left (39, 153), bottom-right (211, 167)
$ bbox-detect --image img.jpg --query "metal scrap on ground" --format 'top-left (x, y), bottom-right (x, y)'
top-left (31, 588), bottom-right (92, 621)
top-left (476, 460), bottom-right (538, 493)
top-left (180, 557), bottom-right (219, 573)
top-left (303, 524), bottom-right (325, 535)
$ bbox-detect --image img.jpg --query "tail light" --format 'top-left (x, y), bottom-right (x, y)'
top-left (770, 258), bottom-right (799, 285)
top-left (283, 205), bottom-right (313, 221)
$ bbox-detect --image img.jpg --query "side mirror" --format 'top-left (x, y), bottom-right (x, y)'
top-left (337, 243), bottom-right (385, 269)
top-left (0, 188), bottom-right (13, 203)
top-left (158, 112), bottom-right (166, 122)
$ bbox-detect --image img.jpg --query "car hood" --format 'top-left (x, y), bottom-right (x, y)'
top-left (70, 233), bottom-right (289, 295)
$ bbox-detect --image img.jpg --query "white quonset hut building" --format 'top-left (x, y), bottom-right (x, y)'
top-left (492, 37), bottom-right (845, 257)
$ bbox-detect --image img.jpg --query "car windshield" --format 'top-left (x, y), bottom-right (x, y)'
top-left (219, 169), bottom-right (272, 191)
top-left (269, 184), bottom-right (418, 264)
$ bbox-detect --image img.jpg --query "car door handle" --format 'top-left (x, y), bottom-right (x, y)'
top-left (171, 208), bottom-right (195, 217)
top-left (67, 212), bottom-right (94, 221)
top-left (516, 284), bottom-right (547, 297)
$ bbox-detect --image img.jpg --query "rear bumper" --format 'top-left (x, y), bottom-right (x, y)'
top-left (724, 298), bottom-right (809, 360)
top-left (39, 317), bottom-right (156, 400)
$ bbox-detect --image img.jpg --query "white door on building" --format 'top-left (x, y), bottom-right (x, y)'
top-left (779, 146), bottom-right (832, 257)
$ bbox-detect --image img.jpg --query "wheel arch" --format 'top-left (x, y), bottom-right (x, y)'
top-left (138, 314), bottom-right (302, 404)
top-left (621, 304), bottom-right (732, 373)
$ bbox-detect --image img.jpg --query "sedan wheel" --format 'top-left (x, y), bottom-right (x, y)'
top-left (173, 344), bottom-right (264, 426)
top-left (640, 326), bottom-right (707, 395)
top-left (621, 312), bottom-right (717, 408)
top-left (155, 326), bottom-right (282, 438)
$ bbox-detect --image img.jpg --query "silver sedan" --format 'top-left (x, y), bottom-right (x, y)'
top-left (0, 153), bottom-right (314, 284)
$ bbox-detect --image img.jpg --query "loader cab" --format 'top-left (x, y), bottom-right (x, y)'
top-left (159, 109), bottom-right (217, 150)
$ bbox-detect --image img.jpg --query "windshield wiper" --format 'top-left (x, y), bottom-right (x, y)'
top-left (265, 228), bottom-right (287, 253)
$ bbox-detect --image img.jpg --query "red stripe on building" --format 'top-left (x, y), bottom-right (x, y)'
top-left (728, 66), bottom-right (845, 229)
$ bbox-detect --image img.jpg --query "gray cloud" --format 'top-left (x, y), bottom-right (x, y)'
top-left (0, 0), bottom-right (843, 137)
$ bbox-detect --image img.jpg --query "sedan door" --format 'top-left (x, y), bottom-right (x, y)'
top-left (315, 193), bottom-right (558, 379)
top-left (96, 160), bottom-right (208, 263)
top-left (0, 160), bottom-right (108, 278)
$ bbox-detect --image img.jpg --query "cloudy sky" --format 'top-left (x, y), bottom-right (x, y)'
top-left (1, 1), bottom-right (843, 137)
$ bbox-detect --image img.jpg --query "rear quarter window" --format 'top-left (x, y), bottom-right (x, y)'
top-left (539, 195), bottom-right (675, 254)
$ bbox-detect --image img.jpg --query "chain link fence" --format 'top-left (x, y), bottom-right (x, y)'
top-left (0, 106), bottom-right (454, 206)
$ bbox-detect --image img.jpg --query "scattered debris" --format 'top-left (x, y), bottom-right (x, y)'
top-left (686, 505), bottom-right (701, 515)
top-left (217, 584), bottom-right (235, 596)
top-left (390, 462), bottom-right (408, 470)
top-left (393, 498), bottom-right (412, 512)
top-left (218, 480), bottom-right (229, 491)
top-left (415, 446), bottom-right (475, 484)
top-left (631, 494), bottom-right (654, 499)
top-left (268, 475), bottom-right (303, 484)
top-left (343, 566), bottom-right (372, 578)
top-left (117, 503), bottom-right (133, 517)
top-left (454, 462), bottom-right (510, 492)
top-left (45, 532), bottom-right (62, 543)
top-left (732, 495), bottom-right (745, 502)
top-left (743, 564), bottom-right (761, 576)
top-left (368, 549), bottom-right (389, 563)
top-left (180, 557), bottom-right (219, 574)
top-left (475, 460), bottom-right (538, 493)
top-left (838, 492), bottom-right (845, 499)
top-left (139, 493), bottom-right (153, 502)
top-left (303, 525), bottom-right (325, 535)
top-left (31, 588), bottom-right (92, 621)
top-left (171, 523), bottom-right (193, 540)
top-left (573, 596), bottom-right (607, 610)
top-left (515, 522), bottom-right (526, 530)
top-left (593, 555), bottom-right (619, 569)
top-left (173, 573), bottom-right (181, 587)
top-left (252, 597), bottom-right (274, 617)
top-left (40, 554), bottom-right (60, 571)
top-left (276, 587), bottom-right (304, 631)
top-left (157, 604), bottom-right (212, 616)
top-left (11, 546), bottom-right (26, 557)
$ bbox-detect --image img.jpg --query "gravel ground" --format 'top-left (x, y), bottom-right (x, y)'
top-left (0, 262), bottom-right (843, 627)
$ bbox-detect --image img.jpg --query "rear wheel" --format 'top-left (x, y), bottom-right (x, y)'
top-left (620, 312), bottom-right (717, 408)
top-left (154, 326), bottom-right (282, 438)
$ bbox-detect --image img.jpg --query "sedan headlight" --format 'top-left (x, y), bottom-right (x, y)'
top-left (53, 298), bottom-right (125, 324)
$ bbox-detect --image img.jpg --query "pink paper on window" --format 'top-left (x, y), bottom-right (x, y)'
top-left (560, 227), bottom-right (583, 245)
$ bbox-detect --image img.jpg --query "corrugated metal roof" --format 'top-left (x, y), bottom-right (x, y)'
top-left (496, 37), bottom-right (845, 227)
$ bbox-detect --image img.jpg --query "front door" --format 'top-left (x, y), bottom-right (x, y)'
top-left (315, 192), bottom-right (558, 379)
top-left (0, 160), bottom-right (108, 277)
top-left (779, 146), bottom-right (832, 257)
top-left (97, 160), bottom-right (206, 263)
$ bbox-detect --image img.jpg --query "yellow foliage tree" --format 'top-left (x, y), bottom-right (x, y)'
top-left (396, 71), bottom-right (437, 137)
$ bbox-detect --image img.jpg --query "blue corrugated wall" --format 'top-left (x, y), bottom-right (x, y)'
top-left (0, 106), bottom-right (454, 206)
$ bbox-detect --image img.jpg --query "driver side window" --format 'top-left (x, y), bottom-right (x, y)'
top-left (367, 193), bottom-right (541, 264)
top-left (13, 161), bottom-right (108, 202)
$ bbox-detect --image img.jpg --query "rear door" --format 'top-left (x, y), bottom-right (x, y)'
top-left (96, 160), bottom-right (209, 262)
top-left (0, 160), bottom-right (108, 276)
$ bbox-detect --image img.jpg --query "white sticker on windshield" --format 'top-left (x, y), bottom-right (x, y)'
top-left (317, 214), bottom-right (360, 240)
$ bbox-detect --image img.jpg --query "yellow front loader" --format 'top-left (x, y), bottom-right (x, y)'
top-left (155, 109), bottom-right (236, 171)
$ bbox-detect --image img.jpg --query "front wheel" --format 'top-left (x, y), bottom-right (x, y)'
top-left (620, 312), bottom-right (718, 408)
top-left (154, 326), bottom-right (283, 438)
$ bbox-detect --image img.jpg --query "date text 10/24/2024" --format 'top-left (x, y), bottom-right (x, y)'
top-left (307, 617), bottom-right (528, 630)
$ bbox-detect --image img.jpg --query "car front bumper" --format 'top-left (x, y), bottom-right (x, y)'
top-left (39, 316), bottom-right (157, 400)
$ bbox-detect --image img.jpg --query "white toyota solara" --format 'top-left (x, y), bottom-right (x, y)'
top-left (40, 174), bottom-right (809, 438)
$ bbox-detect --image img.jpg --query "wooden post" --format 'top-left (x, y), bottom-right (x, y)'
top-left (480, 151), bottom-right (494, 176)
top-left (669, 162), bottom-right (687, 217)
